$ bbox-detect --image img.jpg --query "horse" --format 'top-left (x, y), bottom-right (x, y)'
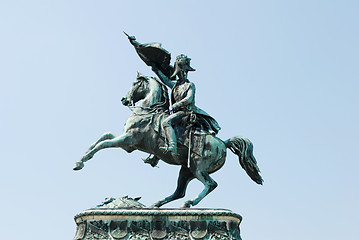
top-left (73, 74), bottom-right (263, 208)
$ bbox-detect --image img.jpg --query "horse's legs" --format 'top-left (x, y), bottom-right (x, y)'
top-left (85, 132), bottom-right (116, 153)
top-left (151, 166), bottom-right (194, 208)
top-left (181, 170), bottom-right (218, 208)
top-left (73, 134), bottom-right (135, 170)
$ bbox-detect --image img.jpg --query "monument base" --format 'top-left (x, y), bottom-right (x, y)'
top-left (74, 197), bottom-right (242, 240)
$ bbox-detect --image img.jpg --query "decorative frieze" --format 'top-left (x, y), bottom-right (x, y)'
top-left (74, 197), bottom-right (242, 240)
top-left (74, 209), bottom-right (242, 240)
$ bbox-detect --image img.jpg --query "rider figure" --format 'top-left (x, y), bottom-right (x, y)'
top-left (152, 54), bottom-right (220, 155)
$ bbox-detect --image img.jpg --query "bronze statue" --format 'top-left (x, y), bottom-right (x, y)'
top-left (73, 34), bottom-right (263, 208)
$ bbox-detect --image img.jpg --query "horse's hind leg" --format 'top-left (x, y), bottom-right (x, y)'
top-left (85, 132), bottom-right (116, 153)
top-left (181, 170), bottom-right (218, 208)
top-left (151, 166), bottom-right (194, 208)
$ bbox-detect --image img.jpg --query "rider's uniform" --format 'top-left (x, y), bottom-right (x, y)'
top-left (162, 79), bottom-right (220, 150)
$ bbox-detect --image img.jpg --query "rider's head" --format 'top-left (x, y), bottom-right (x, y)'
top-left (171, 54), bottom-right (195, 79)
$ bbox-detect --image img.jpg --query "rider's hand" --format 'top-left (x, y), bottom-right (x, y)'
top-left (172, 103), bottom-right (180, 112)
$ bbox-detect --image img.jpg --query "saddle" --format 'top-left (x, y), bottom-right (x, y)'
top-left (151, 112), bottom-right (211, 158)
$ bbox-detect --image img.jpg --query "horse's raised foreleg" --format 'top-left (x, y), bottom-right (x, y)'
top-left (85, 132), bottom-right (116, 154)
top-left (181, 170), bottom-right (218, 208)
top-left (73, 133), bottom-right (135, 171)
top-left (151, 166), bottom-right (194, 208)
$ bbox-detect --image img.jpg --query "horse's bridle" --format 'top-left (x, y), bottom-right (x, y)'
top-left (125, 77), bottom-right (169, 115)
top-left (126, 78), bottom-right (145, 107)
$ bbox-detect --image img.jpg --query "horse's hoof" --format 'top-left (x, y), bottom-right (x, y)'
top-left (149, 203), bottom-right (160, 208)
top-left (180, 201), bottom-right (192, 208)
top-left (73, 161), bottom-right (84, 171)
top-left (150, 201), bottom-right (163, 208)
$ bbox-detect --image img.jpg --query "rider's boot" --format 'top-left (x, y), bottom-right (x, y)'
top-left (160, 126), bottom-right (178, 155)
top-left (142, 155), bottom-right (160, 167)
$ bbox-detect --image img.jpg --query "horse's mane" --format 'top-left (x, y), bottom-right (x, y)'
top-left (142, 75), bottom-right (169, 111)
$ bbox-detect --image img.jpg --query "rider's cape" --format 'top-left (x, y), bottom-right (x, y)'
top-left (192, 106), bottom-right (221, 135)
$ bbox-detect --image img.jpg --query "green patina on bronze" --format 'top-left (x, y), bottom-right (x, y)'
top-left (73, 34), bottom-right (263, 208)
top-left (74, 197), bottom-right (243, 240)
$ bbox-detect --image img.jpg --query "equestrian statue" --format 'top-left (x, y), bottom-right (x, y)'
top-left (73, 33), bottom-right (263, 208)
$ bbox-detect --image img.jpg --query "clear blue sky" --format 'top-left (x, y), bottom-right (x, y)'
top-left (1, 1), bottom-right (358, 239)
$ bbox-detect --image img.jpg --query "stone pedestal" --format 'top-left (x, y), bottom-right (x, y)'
top-left (74, 197), bottom-right (242, 240)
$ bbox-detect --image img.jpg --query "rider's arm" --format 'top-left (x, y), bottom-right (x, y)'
top-left (152, 66), bottom-right (175, 88)
top-left (173, 82), bottom-right (195, 111)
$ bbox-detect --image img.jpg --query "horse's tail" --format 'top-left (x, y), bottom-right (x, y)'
top-left (224, 137), bottom-right (263, 185)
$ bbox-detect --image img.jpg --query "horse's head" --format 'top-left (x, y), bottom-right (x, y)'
top-left (121, 74), bottom-right (169, 111)
top-left (121, 74), bottom-right (151, 107)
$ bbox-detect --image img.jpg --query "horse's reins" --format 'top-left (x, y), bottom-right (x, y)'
top-left (127, 102), bottom-right (168, 115)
